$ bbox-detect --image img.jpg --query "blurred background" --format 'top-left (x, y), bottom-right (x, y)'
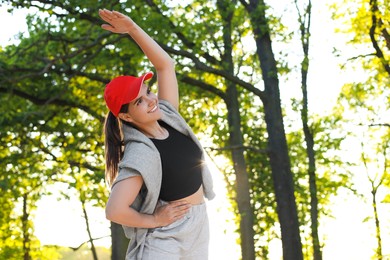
top-left (0, 0), bottom-right (388, 259)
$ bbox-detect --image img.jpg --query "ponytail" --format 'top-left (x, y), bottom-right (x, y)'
top-left (104, 111), bottom-right (123, 187)
top-left (104, 104), bottom-right (132, 186)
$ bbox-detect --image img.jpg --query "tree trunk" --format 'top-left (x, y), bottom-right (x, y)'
top-left (22, 194), bottom-right (31, 260)
top-left (262, 92), bottom-right (303, 260)
top-left (111, 222), bottom-right (129, 260)
top-left (242, 0), bottom-right (303, 259)
top-left (296, 1), bottom-right (322, 259)
top-left (372, 189), bottom-right (383, 260)
top-left (302, 102), bottom-right (322, 260)
top-left (217, 1), bottom-right (256, 258)
top-left (226, 83), bottom-right (256, 260)
top-left (81, 199), bottom-right (98, 260)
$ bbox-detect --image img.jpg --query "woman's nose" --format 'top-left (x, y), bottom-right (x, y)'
top-left (145, 96), bottom-right (154, 106)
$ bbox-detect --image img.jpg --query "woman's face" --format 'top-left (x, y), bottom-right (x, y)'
top-left (119, 83), bottom-right (162, 125)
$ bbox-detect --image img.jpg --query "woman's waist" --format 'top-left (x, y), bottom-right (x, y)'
top-left (166, 185), bottom-right (204, 205)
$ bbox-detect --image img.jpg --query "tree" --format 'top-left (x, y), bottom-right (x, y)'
top-left (145, 0), bottom-right (303, 257)
top-left (0, 104), bottom-right (61, 259)
top-left (237, 1), bottom-right (303, 258)
top-left (0, 0), bottom-right (108, 258)
top-left (361, 132), bottom-right (389, 260)
top-left (0, 1), bottom-right (308, 259)
top-left (332, 0), bottom-right (389, 258)
top-left (294, 0), bottom-right (322, 259)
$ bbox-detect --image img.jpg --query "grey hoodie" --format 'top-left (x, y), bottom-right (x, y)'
top-left (112, 99), bottom-right (215, 259)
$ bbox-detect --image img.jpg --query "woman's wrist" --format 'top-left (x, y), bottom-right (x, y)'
top-left (126, 23), bottom-right (140, 35)
top-left (151, 213), bottom-right (161, 228)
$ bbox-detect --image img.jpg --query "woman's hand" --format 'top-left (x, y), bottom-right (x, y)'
top-left (98, 9), bottom-right (135, 34)
top-left (153, 201), bottom-right (191, 227)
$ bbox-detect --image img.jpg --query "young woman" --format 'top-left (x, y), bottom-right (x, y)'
top-left (99, 9), bottom-right (215, 260)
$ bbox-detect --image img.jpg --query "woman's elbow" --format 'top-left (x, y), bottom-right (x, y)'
top-left (105, 203), bottom-right (119, 222)
top-left (167, 57), bottom-right (176, 67)
top-left (156, 57), bottom-right (175, 71)
top-left (105, 207), bottom-right (113, 221)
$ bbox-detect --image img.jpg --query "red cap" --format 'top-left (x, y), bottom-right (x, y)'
top-left (104, 72), bottom-right (154, 116)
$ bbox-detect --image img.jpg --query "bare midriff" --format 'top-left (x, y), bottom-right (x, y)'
top-left (170, 185), bottom-right (204, 205)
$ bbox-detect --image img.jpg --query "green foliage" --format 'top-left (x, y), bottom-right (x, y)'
top-left (333, 0), bottom-right (389, 195)
top-left (331, 0), bottom-right (389, 74)
top-left (0, 0), bottom-right (116, 257)
top-left (331, 0), bottom-right (389, 258)
top-left (0, 1), bottom-right (308, 259)
top-left (285, 108), bottom-right (353, 258)
top-left (3, 0), bottom-right (387, 259)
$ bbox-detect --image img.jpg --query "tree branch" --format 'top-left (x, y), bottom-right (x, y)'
top-left (369, 0), bottom-right (390, 75)
top-left (179, 74), bottom-right (227, 101)
top-left (367, 123), bottom-right (390, 128)
top-left (378, 18), bottom-right (390, 51)
top-left (68, 235), bottom-right (111, 251)
top-left (0, 86), bottom-right (104, 122)
top-left (340, 53), bottom-right (376, 69)
top-left (144, 0), bottom-right (220, 65)
top-left (238, 0), bottom-right (249, 9)
top-left (204, 144), bottom-right (268, 154)
top-left (156, 41), bottom-right (265, 99)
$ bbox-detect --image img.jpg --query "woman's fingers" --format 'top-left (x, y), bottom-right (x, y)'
top-left (99, 9), bottom-right (118, 24)
top-left (99, 9), bottom-right (123, 21)
top-left (112, 10), bottom-right (127, 18)
top-left (99, 9), bottom-right (133, 34)
top-left (170, 201), bottom-right (191, 211)
top-left (154, 201), bottom-right (192, 227)
top-left (98, 9), bottom-right (111, 21)
top-left (101, 24), bottom-right (115, 32)
top-left (170, 201), bottom-right (191, 217)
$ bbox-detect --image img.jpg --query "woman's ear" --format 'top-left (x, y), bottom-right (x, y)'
top-left (118, 112), bottom-right (133, 123)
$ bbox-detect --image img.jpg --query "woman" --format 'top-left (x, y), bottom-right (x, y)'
top-left (99, 9), bottom-right (215, 260)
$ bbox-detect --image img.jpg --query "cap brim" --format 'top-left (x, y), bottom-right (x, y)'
top-left (141, 71), bottom-right (154, 82)
top-left (124, 71), bottom-right (154, 104)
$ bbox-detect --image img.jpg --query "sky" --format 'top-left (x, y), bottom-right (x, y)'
top-left (1, 1), bottom-right (389, 259)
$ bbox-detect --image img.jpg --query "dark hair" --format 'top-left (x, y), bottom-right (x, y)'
top-left (103, 104), bottom-right (129, 186)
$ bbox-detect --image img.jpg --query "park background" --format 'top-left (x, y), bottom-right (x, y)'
top-left (0, 0), bottom-right (389, 259)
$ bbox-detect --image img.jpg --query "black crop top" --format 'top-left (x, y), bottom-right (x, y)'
top-left (151, 121), bottom-right (203, 201)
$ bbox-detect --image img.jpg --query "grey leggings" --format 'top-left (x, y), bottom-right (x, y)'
top-left (142, 202), bottom-right (209, 260)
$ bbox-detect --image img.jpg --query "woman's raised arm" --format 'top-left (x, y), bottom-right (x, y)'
top-left (99, 9), bottom-right (179, 110)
